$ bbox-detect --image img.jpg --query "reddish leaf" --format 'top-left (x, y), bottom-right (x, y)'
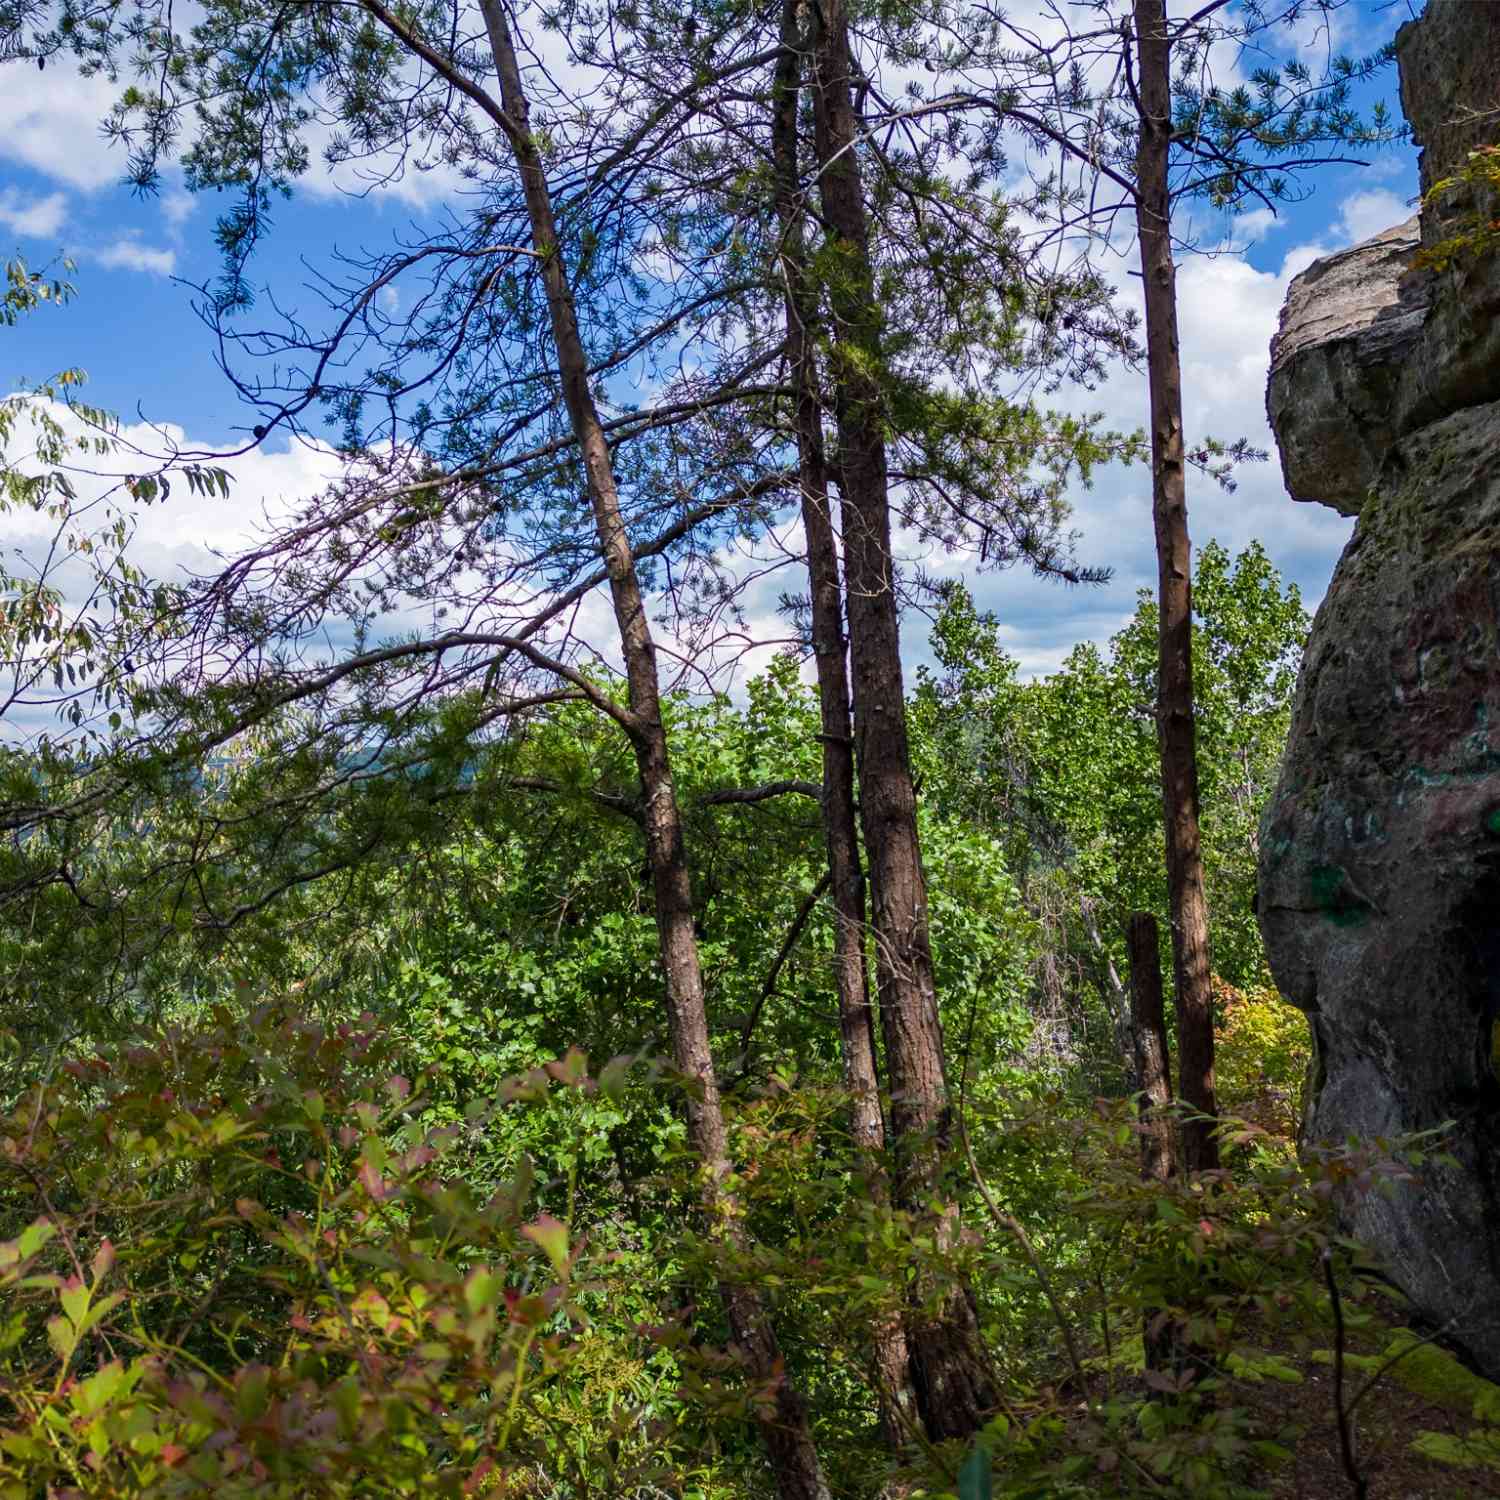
top-left (521, 1214), bottom-right (570, 1276)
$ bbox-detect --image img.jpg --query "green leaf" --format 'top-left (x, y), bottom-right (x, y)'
top-left (463, 1269), bottom-right (503, 1315)
top-left (331, 1377), bottom-right (362, 1439)
top-left (60, 1279), bottom-right (90, 1327)
top-left (521, 1214), bottom-right (571, 1277)
top-left (19, 1220), bottom-right (56, 1258)
top-left (598, 1053), bottom-right (633, 1101)
top-left (959, 1443), bottom-right (993, 1500)
top-left (76, 1291), bottom-right (123, 1338)
top-left (46, 1313), bottom-right (75, 1361)
top-left (235, 1364), bottom-right (271, 1421)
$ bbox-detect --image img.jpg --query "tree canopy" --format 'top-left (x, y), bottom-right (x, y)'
top-left (1, 0), bottom-right (1486, 1494)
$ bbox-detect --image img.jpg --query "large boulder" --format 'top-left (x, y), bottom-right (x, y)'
top-left (1266, 218), bottom-right (1428, 514)
top-left (1259, 401), bottom-right (1500, 1367)
top-left (1266, 0), bottom-right (1500, 518)
top-left (1258, 0), bottom-right (1500, 1375)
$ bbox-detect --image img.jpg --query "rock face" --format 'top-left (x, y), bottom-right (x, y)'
top-left (1266, 218), bottom-right (1428, 515)
top-left (1259, 0), bottom-right (1500, 1376)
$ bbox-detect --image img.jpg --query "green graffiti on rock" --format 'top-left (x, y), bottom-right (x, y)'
top-left (1309, 864), bottom-right (1371, 927)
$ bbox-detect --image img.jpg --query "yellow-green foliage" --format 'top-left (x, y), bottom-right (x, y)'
top-left (1410, 1427), bottom-right (1500, 1472)
top-left (1214, 981), bottom-right (1311, 1140)
top-left (0, 1010), bottom-right (681, 1498)
top-left (1311, 1329), bottom-right (1496, 1412)
top-left (1313, 1329), bottom-right (1500, 1473)
top-left (1414, 144), bottom-right (1500, 272)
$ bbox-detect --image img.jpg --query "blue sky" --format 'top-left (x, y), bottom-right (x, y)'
top-left (0, 0), bottom-right (1423, 689)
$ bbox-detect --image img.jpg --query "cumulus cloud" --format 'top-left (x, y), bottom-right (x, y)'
top-left (954, 184), bottom-right (1401, 679)
top-left (161, 186), bottom-right (197, 231)
top-left (1338, 188), bottom-right (1414, 244)
top-left (0, 399), bottom-right (359, 738)
top-left (299, 140), bottom-right (469, 210)
top-left (267, 82), bottom-right (471, 209)
top-left (0, 51), bottom-right (466, 219)
top-left (0, 67), bottom-right (127, 192)
top-left (94, 238), bottom-right (177, 276)
top-left (0, 188), bottom-right (68, 239)
top-left (1, 403), bottom-right (345, 570)
top-left (1220, 206), bottom-right (1283, 248)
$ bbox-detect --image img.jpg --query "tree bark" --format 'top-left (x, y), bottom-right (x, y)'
top-left (1126, 912), bottom-right (1176, 1185)
top-left (770, 0), bottom-right (917, 1443)
top-left (1131, 0), bottom-right (1219, 1175)
top-left (1126, 909), bottom-right (1191, 1385)
top-left (808, 0), bottom-right (997, 1443)
top-left (480, 6), bottom-right (829, 1494)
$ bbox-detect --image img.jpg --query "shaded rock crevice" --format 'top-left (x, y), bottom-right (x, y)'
top-left (1258, 0), bottom-right (1500, 1377)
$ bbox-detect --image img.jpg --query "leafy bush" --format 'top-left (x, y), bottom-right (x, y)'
top-left (1213, 982), bottom-right (1311, 1142)
top-left (0, 1007), bottom-right (679, 1498)
top-left (928, 1102), bottom-right (1448, 1499)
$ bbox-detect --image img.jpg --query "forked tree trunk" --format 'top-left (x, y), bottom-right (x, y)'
top-left (771, 0), bottom-right (918, 1443)
top-left (1131, 0), bottom-right (1219, 1175)
top-left (809, 0), bottom-right (997, 1443)
top-left (481, 6), bottom-right (829, 1494)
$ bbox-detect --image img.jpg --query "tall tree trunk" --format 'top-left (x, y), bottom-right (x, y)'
top-left (808, 0), bottom-right (997, 1443)
top-left (1131, 0), bottom-right (1219, 1174)
top-left (480, 6), bottom-right (829, 1494)
top-left (1126, 911), bottom-right (1183, 1381)
top-left (1126, 912), bottom-right (1176, 1185)
top-left (771, 0), bottom-right (917, 1443)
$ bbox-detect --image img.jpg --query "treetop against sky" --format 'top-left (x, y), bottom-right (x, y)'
top-left (0, 0), bottom-right (1417, 692)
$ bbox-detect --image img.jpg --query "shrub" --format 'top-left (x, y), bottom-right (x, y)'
top-left (0, 1006), bottom-right (666, 1497)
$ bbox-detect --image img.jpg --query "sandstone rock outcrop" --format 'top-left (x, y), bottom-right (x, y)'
top-left (1258, 0), bottom-right (1500, 1376)
top-left (1266, 217), bottom-right (1428, 514)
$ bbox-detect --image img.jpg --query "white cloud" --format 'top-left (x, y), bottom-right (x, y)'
top-left (1362, 153), bottom-right (1415, 183)
top-left (299, 149), bottom-right (468, 210)
top-left (1277, 238), bottom-right (1335, 282)
top-left (0, 53), bottom-right (465, 218)
top-left (1262, 0), bottom-right (1358, 66)
top-left (1338, 188), bottom-right (1413, 246)
top-left (95, 238), bottom-right (177, 276)
top-left (284, 90), bottom-right (470, 209)
top-left (161, 186), bottom-right (196, 231)
top-left (0, 66), bottom-right (126, 192)
top-left (1224, 206), bottom-right (1281, 246)
top-left (1, 402), bottom-right (346, 565)
top-left (956, 194), bottom-right (1379, 680)
top-left (0, 188), bottom-right (68, 239)
top-left (0, 403), bottom-right (360, 739)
